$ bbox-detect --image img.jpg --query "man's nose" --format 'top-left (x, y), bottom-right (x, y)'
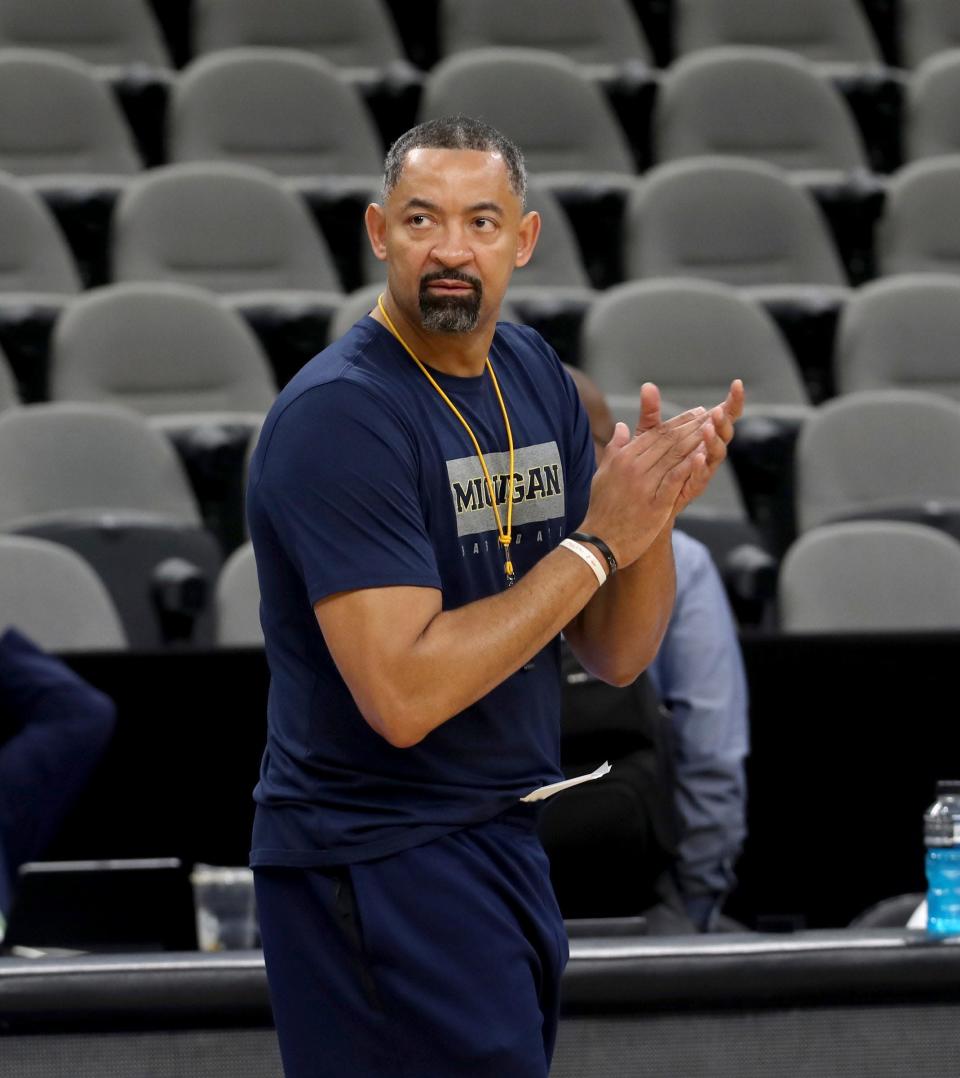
top-left (430, 226), bottom-right (472, 267)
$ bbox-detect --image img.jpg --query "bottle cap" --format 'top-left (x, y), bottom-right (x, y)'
top-left (936, 780), bottom-right (960, 796)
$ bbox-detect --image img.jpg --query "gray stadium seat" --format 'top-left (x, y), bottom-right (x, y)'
top-left (878, 157), bottom-right (960, 276)
top-left (902, 0), bottom-right (960, 68)
top-left (0, 533), bottom-right (127, 651)
top-left (0, 341), bottom-right (20, 411)
top-left (0, 0), bottom-right (171, 68)
top-left (0, 170), bottom-right (80, 400)
top-left (674, 0), bottom-right (882, 65)
top-left (49, 282), bottom-right (276, 422)
top-left (625, 157), bottom-right (847, 286)
top-left (511, 179), bottom-right (594, 289)
top-left (419, 48), bottom-right (637, 290)
top-left (193, 0), bottom-right (406, 76)
top-left (623, 156), bottom-right (850, 401)
top-left (795, 389), bottom-right (960, 534)
top-left (215, 540), bottom-right (263, 647)
top-left (0, 402), bottom-right (220, 648)
top-left (778, 521), bottom-right (960, 631)
top-left (505, 180), bottom-right (597, 365)
top-left (835, 274), bottom-right (960, 399)
top-left (50, 282), bottom-right (276, 551)
top-left (580, 278), bottom-right (810, 415)
top-left (0, 402), bottom-right (202, 527)
top-left (112, 162), bottom-right (345, 389)
top-left (906, 50), bottom-right (960, 160)
top-left (0, 48), bottom-right (140, 177)
top-left (582, 278), bottom-right (811, 553)
top-left (112, 163), bottom-right (343, 296)
top-left (654, 47), bottom-right (869, 177)
top-left (438, 0), bottom-right (653, 73)
top-left (0, 50), bottom-right (141, 292)
top-left (420, 48), bottom-right (635, 179)
top-left (0, 170), bottom-right (81, 294)
top-left (169, 48), bottom-right (383, 184)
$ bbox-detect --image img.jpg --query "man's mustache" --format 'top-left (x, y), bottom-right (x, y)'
top-left (419, 270), bottom-right (482, 294)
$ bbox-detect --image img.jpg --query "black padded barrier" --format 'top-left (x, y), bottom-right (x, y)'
top-left (4, 932), bottom-right (960, 1077)
top-left (40, 632), bottom-right (960, 930)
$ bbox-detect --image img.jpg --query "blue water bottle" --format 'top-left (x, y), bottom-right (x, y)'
top-left (925, 780), bottom-right (960, 937)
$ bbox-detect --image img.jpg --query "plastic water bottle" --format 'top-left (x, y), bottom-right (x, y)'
top-left (925, 780), bottom-right (960, 937)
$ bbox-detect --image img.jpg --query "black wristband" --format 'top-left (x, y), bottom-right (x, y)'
top-left (569, 532), bottom-right (618, 576)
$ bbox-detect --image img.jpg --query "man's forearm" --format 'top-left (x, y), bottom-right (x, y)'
top-left (335, 542), bottom-right (608, 747)
top-left (563, 525), bottom-right (676, 686)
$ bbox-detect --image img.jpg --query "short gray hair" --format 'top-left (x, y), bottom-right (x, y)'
top-left (381, 116), bottom-right (527, 207)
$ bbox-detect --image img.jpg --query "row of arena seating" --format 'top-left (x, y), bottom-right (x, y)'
top-left (7, 262), bottom-right (960, 427)
top-left (1, 384), bottom-right (959, 644)
top-left (7, 262), bottom-right (960, 461)
top-left (5, 152), bottom-right (960, 393)
top-left (5, 255), bottom-right (960, 566)
top-left (5, 512), bottom-right (960, 654)
top-left (1, 41), bottom-right (959, 323)
top-left (5, 41), bottom-right (960, 176)
top-left (0, 0), bottom-right (955, 74)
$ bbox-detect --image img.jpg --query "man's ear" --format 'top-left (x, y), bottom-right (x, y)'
top-left (364, 202), bottom-right (388, 262)
top-left (515, 209), bottom-right (541, 268)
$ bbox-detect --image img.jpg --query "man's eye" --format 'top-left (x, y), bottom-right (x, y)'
top-left (474, 217), bottom-right (496, 231)
top-left (409, 214), bottom-right (430, 227)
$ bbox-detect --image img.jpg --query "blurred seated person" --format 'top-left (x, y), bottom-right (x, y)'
top-left (567, 366), bottom-right (749, 931)
top-left (0, 627), bottom-right (116, 937)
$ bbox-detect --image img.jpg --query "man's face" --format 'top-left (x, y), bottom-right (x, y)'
top-left (366, 147), bottom-right (539, 335)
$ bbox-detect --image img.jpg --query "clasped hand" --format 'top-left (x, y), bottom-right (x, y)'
top-left (581, 379), bottom-right (745, 571)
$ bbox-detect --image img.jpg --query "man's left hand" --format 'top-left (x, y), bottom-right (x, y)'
top-left (635, 380), bottom-right (745, 517)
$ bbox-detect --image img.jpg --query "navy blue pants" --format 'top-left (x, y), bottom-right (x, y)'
top-left (255, 806), bottom-right (568, 1078)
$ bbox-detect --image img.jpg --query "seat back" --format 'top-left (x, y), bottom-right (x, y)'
top-left (514, 179), bottom-right (592, 288)
top-left (439, 0), bottom-right (652, 67)
top-left (0, 49), bottom-right (140, 176)
top-left (0, 0), bottom-right (170, 67)
top-left (420, 48), bottom-right (635, 175)
top-left (795, 389), bottom-right (960, 532)
top-left (836, 274), bottom-right (960, 399)
top-left (655, 46), bottom-right (868, 172)
top-left (902, 0), bottom-right (960, 67)
top-left (625, 156), bottom-right (846, 285)
top-left (169, 49), bottom-right (383, 178)
top-left (0, 343), bottom-right (19, 412)
top-left (674, 0), bottom-right (881, 63)
top-left (50, 282), bottom-right (276, 418)
top-left (779, 521), bottom-right (960, 631)
top-left (0, 170), bottom-right (81, 292)
top-left (112, 162), bottom-right (342, 294)
top-left (907, 50), bottom-right (960, 160)
top-left (0, 401), bottom-right (201, 529)
top-left (193, 0), bottom-right (404, 69)
top-left (878, 157), bottom-right (960, 277)
top-left (0, 534), bottom-right (127, 650)
top-left (215, 540), bottom-right (263, 646)
top-left (581, 278), bottom-right (809, 408)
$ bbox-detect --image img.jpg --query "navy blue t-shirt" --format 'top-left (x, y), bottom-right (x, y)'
top-left (247, 316), bottom-right (594, 868)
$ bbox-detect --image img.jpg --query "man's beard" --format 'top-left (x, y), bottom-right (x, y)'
top-left (418, 270), bottom-right (483, 333)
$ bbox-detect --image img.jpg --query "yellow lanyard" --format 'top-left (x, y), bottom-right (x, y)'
top-left (376, 294), bottom-right (517, 586)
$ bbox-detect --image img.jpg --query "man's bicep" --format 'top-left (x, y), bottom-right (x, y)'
top-left (314, 584), bottom-right (442, 741)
